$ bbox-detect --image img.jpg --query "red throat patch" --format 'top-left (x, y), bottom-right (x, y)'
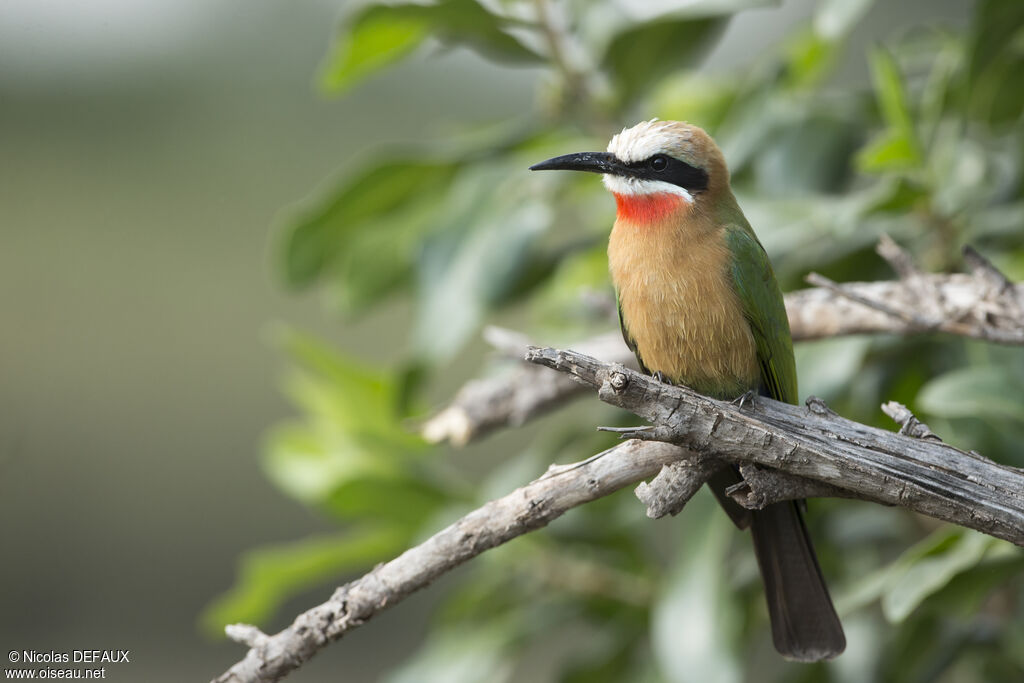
top-left (612, 192), bottom-right (687, 224)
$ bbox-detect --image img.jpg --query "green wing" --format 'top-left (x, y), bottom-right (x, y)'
top-left (725, 226), bottom-right (798, 405)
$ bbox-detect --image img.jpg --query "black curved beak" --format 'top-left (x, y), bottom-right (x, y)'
top-left (529, 152), bottom-right (625, 175)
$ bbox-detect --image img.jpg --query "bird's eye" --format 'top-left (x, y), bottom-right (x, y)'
top-left (649, 155), bottom-right (668, 172)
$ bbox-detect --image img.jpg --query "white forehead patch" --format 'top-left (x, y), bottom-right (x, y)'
top-left (606, 119), bottom-right (681, 164)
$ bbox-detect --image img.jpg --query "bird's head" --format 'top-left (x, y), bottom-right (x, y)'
top-left (530, 120), bottom-right (727, 223)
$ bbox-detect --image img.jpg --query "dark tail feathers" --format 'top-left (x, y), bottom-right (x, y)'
top-left (750, 501), bottom-right (846, 661)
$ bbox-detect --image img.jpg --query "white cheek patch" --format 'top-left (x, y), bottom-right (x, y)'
top-left (602, 174), bottom-right (694, 203)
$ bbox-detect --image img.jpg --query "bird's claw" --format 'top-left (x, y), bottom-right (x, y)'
top-left (731, 390), bottom-right (758, 410)
top-left (652, 371), bottom-right (674, 386)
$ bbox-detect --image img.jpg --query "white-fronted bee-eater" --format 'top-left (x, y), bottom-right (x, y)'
top-left (531, 119), bottom-right (845, 661)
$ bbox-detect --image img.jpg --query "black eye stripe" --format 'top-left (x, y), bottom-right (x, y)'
top-left (622, 155), bottom-right (709, 192)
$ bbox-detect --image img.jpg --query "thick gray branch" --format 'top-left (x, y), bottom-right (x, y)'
top-left (213, 439), bottom-right (688, 683)
top-left (525, 346), bottom-right (1024, 548)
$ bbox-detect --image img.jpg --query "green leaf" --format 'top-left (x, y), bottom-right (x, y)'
top-left (968, 0), bottom-right (1024, 85)
top-left (881, 529), bottom-right (995, 622)
top-left (324, 476), bottom-right (453, 526)
top-left (597, 0), bottom-right (780, 105)
top-left (321, 0), bottom-right (541, 95)
top-left (263, 330), bottom-right (428, 505)
top-left (601, 16), bottom-right (725, 104)
top-left (320, 7), bottom-right (428, 93)
top-left (279, 328), bottom-right (410, 434)
top-left (857, 47), bottom-right (921, 172)
top-left (279, 159), bottom-right (458, 291)
top-left (782, 29), bottom-right (837, 89)
top-left (917, 365), bottom-right (1024, 421)
top-left (411, 170), bottom-right (551, 361)
top-left (530, 241), bottom-right (609, 333)
top-left (856, 131), bottom-right (920, 172)
top-left (925, 546), bottom-right (1024, 620)
top-left (837, 526), bottom-right (1007, 623)
top-left (964, 1), bottom-right (1024, 126)
top-left (321, 204), bottom-right (424, 313)
top-left (414, 0), bottom-right (542, 64)
top-left (385, 622), bottom-right (518, 683)
top-left (869, 47), bottom-right (916, 136)
top-left (201, 527), bottom-right (406, 637)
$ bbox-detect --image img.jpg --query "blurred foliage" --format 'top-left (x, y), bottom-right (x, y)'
top-left (207, 0), bottom-right (1024, 680)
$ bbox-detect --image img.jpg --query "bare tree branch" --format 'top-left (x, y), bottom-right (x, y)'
top-left (216, 240), bottom-right (1024, 681)
top-left (422, 330), bottom-right (634, 446)
top-left (803, 271), bottom-right (939, 334)
top-left (217, 344), bottom-right (1024, 682)
top-left (798, 271), bottom-right (1024, 344)
top-left (423, 242), bottom-right (1024, 446)
top-left (525, 346), bottom-right (1024, 547)
top-left (213, 439), bottom-right (688, 683)
top-left (876, 233), bottom-right (921, 279)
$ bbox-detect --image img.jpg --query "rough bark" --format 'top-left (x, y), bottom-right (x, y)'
top-left (525, 346), bottom-right (1024, 547)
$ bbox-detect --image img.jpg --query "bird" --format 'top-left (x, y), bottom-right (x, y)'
top-left (529, 119), bottom-right (845, 661)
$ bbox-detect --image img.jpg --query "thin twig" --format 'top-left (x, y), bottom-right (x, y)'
top-left (877, 233), bottom-right (921, 279)
top-left (963, 245), bottom-right (1024, 315)
top-left (805, 271), bottom-right (936, 331)
top-left (881, 401), bottom-right (943, 441)
top-left (213, 440), bottom-right (688, 683)
top-left (532, 0), bottom-right (589, 111)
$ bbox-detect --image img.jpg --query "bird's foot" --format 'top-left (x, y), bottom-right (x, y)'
top-left (731, 390), bottom-right (758, 410)
top-left (652, 371), bottom-right (674, 386)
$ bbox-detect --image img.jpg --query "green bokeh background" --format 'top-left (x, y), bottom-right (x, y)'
top-left (1, 1), bottom-right (532, 679)
top-left (2, 1), bottom-right (1021, 681)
